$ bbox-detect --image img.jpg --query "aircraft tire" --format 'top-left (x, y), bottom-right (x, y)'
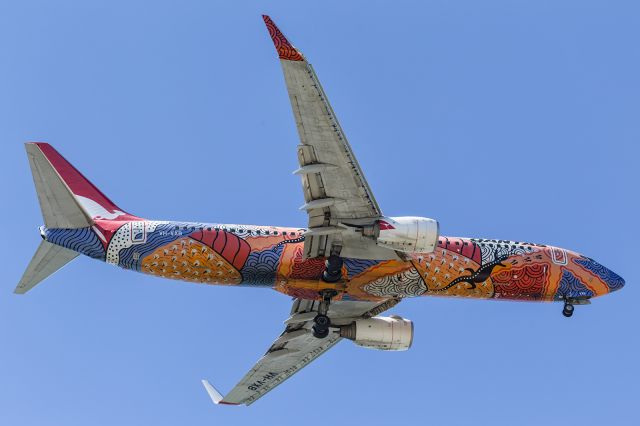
top-left (312, 314), bottom-right (331, 338)
top-left (562, 303), bottom-right (574, 317)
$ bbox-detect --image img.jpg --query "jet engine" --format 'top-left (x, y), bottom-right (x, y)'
top-left (375, 216), bottom-right (439, 253)
top-left (339, 316), bottom-right (413, 351)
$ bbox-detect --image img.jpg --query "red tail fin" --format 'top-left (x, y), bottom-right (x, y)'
top-left (29, 143), bottom-right (140, 223)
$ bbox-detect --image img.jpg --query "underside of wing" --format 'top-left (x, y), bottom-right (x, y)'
top-left (15, 241), bottom-right (79, 294)
top-left (263, 15), bottom-right (397, 261)
top-left (202, 297), bottom-right (400, 406)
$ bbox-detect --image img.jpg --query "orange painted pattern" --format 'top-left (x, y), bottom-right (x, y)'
top-left (141, 237), bottom-right (241, 285)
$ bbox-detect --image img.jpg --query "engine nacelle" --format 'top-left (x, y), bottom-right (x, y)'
top-left (340, 316), bottom-right (414, 351)
top-left (376, 216), bottom-right (439, 253)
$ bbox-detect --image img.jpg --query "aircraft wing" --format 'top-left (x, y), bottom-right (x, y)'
top-left (263, 15), bottom-right (396, 261)
top-left (202, 297), bottom-right (399, 406)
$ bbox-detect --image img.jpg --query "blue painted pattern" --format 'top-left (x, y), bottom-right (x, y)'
top-left (45, 227), bottom-right (105, 260)
top-left (573, 256), bottom-right (625, 291)
top-left (344, 258), bottom-right (380, 278)
top-left (555, 270), bottom-right (594, 300)
top-left (241, 244), bottom-right (283, 286)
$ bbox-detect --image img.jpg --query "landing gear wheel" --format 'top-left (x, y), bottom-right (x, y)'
top-left (312, 314), bottom-right (331, 339)
top-left (312, 290), bottom-right (338, 339)
top-left (322, 255), bottom-right (343, 283)
top-left (562, 303), bottom-right (574, 318)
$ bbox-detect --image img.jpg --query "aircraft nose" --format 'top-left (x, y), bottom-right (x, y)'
top-left (575, 256), bottom-right (625, 292)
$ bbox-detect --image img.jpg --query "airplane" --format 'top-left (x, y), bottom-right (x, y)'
top-left (17, 15), bottom-right (625, 406)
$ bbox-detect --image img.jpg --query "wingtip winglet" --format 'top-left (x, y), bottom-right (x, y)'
top-left (201, 380), bottom-right (224, 404)
top-left (201, 380), bottom-right (240, 406)
top-left (261, 15), bottom-right (304, 61)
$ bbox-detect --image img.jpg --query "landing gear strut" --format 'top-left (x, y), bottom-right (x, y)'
top-left (562, 302), bottom-right (574, 318)
top-left (322, 255), bottom-right (343, 283)
top-left (313, 255), bottom-right (342, 338)
top-left (313, 289), bottom-right (337, 339)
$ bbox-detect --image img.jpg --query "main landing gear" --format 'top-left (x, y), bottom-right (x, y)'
top-left (313, 255), bottom-right (344, 338)
top-left (313, 289), bottom-right (338, 339)
top-left (322, 255), bottom-right (343, 283)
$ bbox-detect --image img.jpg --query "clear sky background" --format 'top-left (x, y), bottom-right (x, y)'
top-left (0, 1), bottom-right (638, 425)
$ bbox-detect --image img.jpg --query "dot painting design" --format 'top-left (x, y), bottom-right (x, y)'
top-left (142, 238), bottom-right (241, 285)
top-left (106, 221), bottom-right (163, 265)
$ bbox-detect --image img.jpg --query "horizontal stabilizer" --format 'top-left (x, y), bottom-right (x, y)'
top-left (15, 241), bottom-right (79, 294)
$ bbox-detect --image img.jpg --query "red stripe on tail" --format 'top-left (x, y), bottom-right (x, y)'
top-left (32, 143), bottom-right (140, 222)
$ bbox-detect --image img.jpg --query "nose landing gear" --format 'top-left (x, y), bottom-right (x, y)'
top-left (561, 297), bottom-right (590, 318)
top-left (562, 302), bottom-right (574, 318)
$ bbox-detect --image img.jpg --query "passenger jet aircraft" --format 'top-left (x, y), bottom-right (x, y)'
top-left (17, 16), bottom-right (625, 406)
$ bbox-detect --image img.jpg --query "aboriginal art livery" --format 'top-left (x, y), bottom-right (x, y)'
top-left (17, 16), bottom-right (625, 406)
top-left (40, 219), bottom-right (622, 303)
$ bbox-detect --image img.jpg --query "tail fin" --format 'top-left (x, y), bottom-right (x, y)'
top-left (19, 143), bottom-right (141, 294)
top-left (25, 142), bottom-right (139, 228)
top-left (15, 241), bottom-right (79, 294)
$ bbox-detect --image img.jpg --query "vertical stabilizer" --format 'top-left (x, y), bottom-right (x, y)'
top-left (25, 143), bottom-right (140, 228)
top-left (26, 144), bottom-right (92, 228)
top-left (15, 241), bottom-right (79, 294)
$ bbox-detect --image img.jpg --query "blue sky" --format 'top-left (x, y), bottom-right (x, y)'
top-left (1, 1), bottom-right (638, 424)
